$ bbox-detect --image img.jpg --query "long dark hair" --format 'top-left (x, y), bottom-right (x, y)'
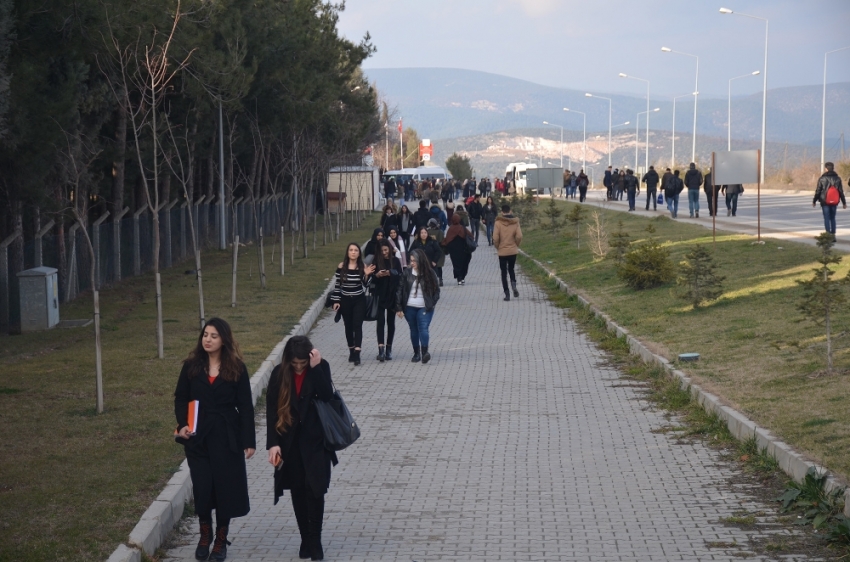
top-left (341, 242), bottom-right (365, 278)
top-left (409, 249), bottom-right (439, 297)
top-left (183, 318), bottom-right (243, 382)
top-left (375, 239), bottom-right (394, 271)
top-left (275, 335), bottom-right (313, 434)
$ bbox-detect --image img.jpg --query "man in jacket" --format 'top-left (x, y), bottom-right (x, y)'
top-left (624, 169), bottom-right (640, 211)
top-left (642, 166), bottom-right (660, 211)
top-left (813, 162), bottom-right (847, 236)
top-left (703, 169), bottom-right (719, 217)
top-left (384, 177), bottom-right (397, 203)
top-left (603, 166), bottom-right (613, 200)
top-left (467, 194), bottom-right (484, 244)
top-left (664, 170), bottom-right (684, 219)
top-left (413, 200), bottom-right (432, 231)
top-left (429, 202), bottom-right (448, 231)
top-left (578, 170), bottom-right (589, 202)
top-left (721, 183), bottom-right (743, 216)
top-left (684, 163), bottom-right (703, 218)
top-left (492, 204), bottom-right (523, 301)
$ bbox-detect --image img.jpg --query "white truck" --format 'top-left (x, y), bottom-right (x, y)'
top-left (505, 163), bottom-right (564, 196)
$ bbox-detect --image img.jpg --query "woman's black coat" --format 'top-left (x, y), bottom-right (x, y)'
top-left (174, 362), bottom-right (256, 519)
top-left (266, 359), bottom-right (338, 503)
top-left (409, 237), bottom-right (442, 267)
top-left (372, 256), bottom-right (402, 309)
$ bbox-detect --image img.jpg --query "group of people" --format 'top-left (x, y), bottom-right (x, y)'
top-left (382, 176), bottom-right (504, 205)
top-left (559, 169), bottom-right (590, 201)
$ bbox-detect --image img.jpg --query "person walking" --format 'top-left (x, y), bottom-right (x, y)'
top-left (642, 165), bottom-right (659, 211)
top-left (174, 318), bottom-right (255, 562)
top-left (410, 223), bottom-right (444, 286)
top-left (703, 169), bottom-right (719, 217)
top-left (396, 204), bottom-right (414, 249)
top-left (441, 214), bottom-right (472, 285)
top-left (493, 203), bottom-right (522, 301)
top-left (373, 240), bottom-right (402, 361)
top-left (664, 169), bottom-right (684, 219)
top-left (362, 227), bottom-right (384, 264)
top-left (395, 248), bottom-right (441, 364)
top-left (603, 166), bottom-right (613, 200)
top-left (385, 225), bottom-right (407, 268)
top-left (614, 169), bottom-right (625, 201)
top-left (331, 243), bottom-right (376, 366)
top-left (722, 183), bottom-right (743, 216)
top-left (383, 176), bottom-right (396, 204)
top-left (453, 204), bottom-right (470, 229)
top-left (569, 172), bottom-right (578, 199)
top-left (380, 204), bottom-right (399, 231)
top-left (578, 170), bottom-right (589, 202)
top-left (468, 194), bottom-right (483, 244)
top-left (429, 201), bottom-right (448, 231)
top-left (624, 169), bottom-right (640, 211)
top-left (813, 162), bottom-right (847, 236)
top-left (684, 162), bottom-right (703, 218)
top-left (266, 336), bottom-right (337, 561)
top-left (482, 196), bottom-right (498, 245)
top-left (413, 200), bottom-right (431, 232)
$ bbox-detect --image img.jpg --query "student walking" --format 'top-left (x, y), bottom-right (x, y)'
top-left (684, 163), bottom-right (703, 218)
top-left (266, 336), bottom-right (337, 561)
top-left (409, 224), bottom-right (444, 286)
top-left (614, 169), bottom-right (625, 201)
top-left (363, 228), bottom-right (384, 264)
top-left (722, 183), bottom-right (743, 216)
top-left (395, 249), bottom-right (441, 364)
top-left (174, 318), bottom-right (256, 562)
top-left (703, 169), bottom-right (719, 217)
top-left (441, 214), bottom-right (472, 285)
top-left (468, 194), bottom-right (483, 243)
top-left (493, 203), bottom-right (523, 301)
top-left (578, 170), bottom-right (589, 202)
top-left (665, 170), bottom-right (684, 218)
top-left (373, 240), bottom-right (402, 361)
top-left (482, 196), bottom-right (498, 245)
top-left (396, 204), bottom-right (414, 248)
top-left (385, 226), bottom-right (407, 268)
top-left (813, 162), bottom-right (847, 236)
top-left (642, 166), bottom-right (659, 210)
top-left (331, 243), bottom-right (376, 366)
top-left (624, 169), bottom-right (640, 211)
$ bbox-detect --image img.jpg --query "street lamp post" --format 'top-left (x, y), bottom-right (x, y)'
top-left (636, 109), bottom-right (660, 170)
top-left (720, 8), bottom-right (768, 183)
top-left (822, 46), bottom-right (850, 168)
top-left (563, 108), bottom-right (586, 172)
top-left (672, 93), bottom-right (696, 169)
top-left (585, 93), bottom-right (612, 167)
top-left (728, 71), bottom-right (760, 151)
top-left (542, 121), bottom-right (564, 168)
top-left (619, 73), bottom-right (650, 172)
top-left (661, 48), bottom-right (699, 164)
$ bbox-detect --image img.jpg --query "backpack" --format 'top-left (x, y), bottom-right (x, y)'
top-left (826, 185), bottom-right (841, 206)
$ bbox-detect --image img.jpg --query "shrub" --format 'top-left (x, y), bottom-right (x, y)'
top-left (565, 204), bottom-right (585, 247)
top-left (618, 228), bottom-right (675, 290)
top-left (607, 220), bottom-right (631, 265)
top-left (586, 210), bottom-right (609, 261)
top-left (676, 245), bottom-right (725, 308)
top-left (542, 197), bottom-right (564, 236)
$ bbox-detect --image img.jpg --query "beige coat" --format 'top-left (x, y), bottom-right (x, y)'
top-left (493, 214), bottom-right (522, 257)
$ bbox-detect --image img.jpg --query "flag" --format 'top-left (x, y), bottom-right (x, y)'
top-left (397, 119), bottom-right (403, 133)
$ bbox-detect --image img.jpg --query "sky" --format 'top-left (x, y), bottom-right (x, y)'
top-left (337, 0), bottom-right (850, 99)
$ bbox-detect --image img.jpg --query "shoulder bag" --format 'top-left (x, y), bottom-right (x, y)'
top-left (314, 382), bottom-right (360, 451)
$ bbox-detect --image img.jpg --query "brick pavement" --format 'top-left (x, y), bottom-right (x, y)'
top-left (163, 243), bottom-right (818, 561)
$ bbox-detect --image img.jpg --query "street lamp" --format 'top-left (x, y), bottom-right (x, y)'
top-left (585, 93), bottom-right (612, 166)
top-left (661, 47), bottom-right (699, 164)
top-left (563, 108), bottom-right (586, 172)
top-left (728, 71), bottom-right (760, 151)
top-left (672, 93), bottom-right (697, 169)
top-left (636, 108), bottom-right (660, 171)
top-left (822, 46), bottom-right (850, 168)
top-left (619, 73), bottom-right (651, 171)
top-left (720, 7), bottom-right (769, 182)
top-left (542, 121), bottom-right (564, 168)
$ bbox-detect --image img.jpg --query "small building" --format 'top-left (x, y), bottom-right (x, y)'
top-left (327, 167), bottom-right (381, 211)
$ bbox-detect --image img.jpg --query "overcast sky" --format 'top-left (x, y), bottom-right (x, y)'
top-left (338, 0), bottom-right (850, 99)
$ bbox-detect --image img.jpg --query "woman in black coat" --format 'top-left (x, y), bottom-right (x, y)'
top-left (372, 240), bottom-right (402, 361)
top-left (174, 317), bottom-right (256, 561)
top-left (408, 226), bottom-right (442, 270)
top-left (266, 336), bottom-right (337, 561)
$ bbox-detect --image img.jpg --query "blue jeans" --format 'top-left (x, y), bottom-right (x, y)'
top-left (627, 189), bottom-right (637, 210)
top-left (404, 307), bottom-right (434, 349)
top-left (470, 218), bottom-right (480, 242)
top-left (485, 220), bottom-right (495, 244)
top-left (725, 193), bottom-right (738, 215)
top-left (687, 189), bottom-right (700, 216)
top-left (821, 204), bottom-right (838, 234)
top-left (667, 193), bottom-right (679, 217)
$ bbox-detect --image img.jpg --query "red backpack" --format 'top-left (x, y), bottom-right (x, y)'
top-left (826, 185), bottom-right (841, 206)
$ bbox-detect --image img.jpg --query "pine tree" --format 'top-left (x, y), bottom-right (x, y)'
top-left (522, 192), bottom-right (539, 227)
top-left (798, 233), bottom-right (847, 374)
top-left (608, 220), bottom-right (631, 264)
top-left (542, 197), bottom-right (564, 236)
top-left (677, 245), bottom-right (725, 308)
top-left (565, 204), bottom-right (585, 247)
top-left (618, 224), bottom-right (675, 290)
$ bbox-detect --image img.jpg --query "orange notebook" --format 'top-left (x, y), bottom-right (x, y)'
top-left (174, 400), bottom-right (199, 435)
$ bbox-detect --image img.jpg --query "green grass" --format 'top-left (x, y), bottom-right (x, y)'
top-left (0, 216), bottom-right (377, 562)
top-left (517, 201), bottom-right (850, 481)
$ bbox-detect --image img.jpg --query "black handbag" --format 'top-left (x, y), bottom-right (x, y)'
top-left (363, 280), bottom-right (379, 322)
top-left (465, 231), bottom-right (477, 253)
top-left (314, 384), bottom-right (360, 451)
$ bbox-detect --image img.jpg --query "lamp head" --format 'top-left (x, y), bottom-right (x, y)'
top-left (752, 70), bottom-right (760, 75)
top-left (543, 121), bottom-right (549, 125)
top-left (563, 108), bottom-right (570, 112)
top-left (693, 91), bottom-right (699, 95)
top-left (585, 93), bottom-right (593, 97)
top-left (652, 108), bottom-right (660, 112)
top-left (719, 7), bottom-right (733, 13)
top-left (618, 73), bottom-right (627, 78)
top-left (661, 47), bottom-right (672, 52)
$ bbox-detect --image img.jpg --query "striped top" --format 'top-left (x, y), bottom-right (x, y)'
top-left (330, 267), bottom-right (367, 302)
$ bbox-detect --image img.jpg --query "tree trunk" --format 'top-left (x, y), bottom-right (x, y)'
top-left (112, 100), bottom-right (127, 217)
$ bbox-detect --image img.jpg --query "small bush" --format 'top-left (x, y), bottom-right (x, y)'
top-left (676, 244), bottom-right (725, 308)
top-left (542, 198), bottom-right (564, 236)
top-left (618, 231), bottom-right (675, 290)
top-left (608, 220), bottom-right (630, 264)
top-left (586, 210), bottom-right (609, 261)
top-left (565, 204), bottom-right (585, 247)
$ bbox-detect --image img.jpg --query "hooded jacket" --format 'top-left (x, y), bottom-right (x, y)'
top-left (642, 169), bottom-right (659, 189)
top-left (814, 171), bottom-right (846, 206)
top-left (492, 214), bottom-right (523, 257)
top-left (684, 167), bottom-right (703, 190)
top-left (429, 205), bottom-right (448, 230)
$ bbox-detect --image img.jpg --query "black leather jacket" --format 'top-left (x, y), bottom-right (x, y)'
top-left (813, 171), bottom-right (846, 206)
top-left (395, 268), bottom-right (440, 312)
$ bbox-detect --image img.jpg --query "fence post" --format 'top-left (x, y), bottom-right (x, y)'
top-left (112, 207), bottom-right (129, 282)
top-left (66, 222), bottom-right (81, 302)
top-left (133, 207), bottom-right (146, 276)
top-left (0, 229), bottom-right (22, 333)
top-left (34, 220), bottom-right (55, 268)
top-left (232, 197), bottom-right (244, 244)
top-left (92, 212), bottom-right (110, 290)
top-left (180, 202), bottom-right (188, 260)
top-left (164, 199), bottom-right (178, 268)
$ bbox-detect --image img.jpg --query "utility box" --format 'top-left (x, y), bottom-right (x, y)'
top-left (17, 266), bottom-right (59, 332)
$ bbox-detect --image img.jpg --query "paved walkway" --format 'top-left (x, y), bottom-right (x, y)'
top-left (163, 244), bottom-right (816, 561)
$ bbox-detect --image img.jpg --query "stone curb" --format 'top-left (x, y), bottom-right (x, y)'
top-left (107, 276), bottom-right (338, 561)
top-left (518, 249), bottom-right (850, 517)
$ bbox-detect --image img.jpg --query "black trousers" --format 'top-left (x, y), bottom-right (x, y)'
top-left (499, 255), bottom-right (517, 292)
top-left (376, 307), bottom-right (396, 346)
top-left (339, 294), bottom-right (366, 348)
top-left (645, 188), bottom-right (657, 210)
top-left (579, 186), bottom-right (587, 202)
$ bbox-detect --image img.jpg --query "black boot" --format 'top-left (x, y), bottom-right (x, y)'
top-left (384, 346), bottom-right (393, 361)
top-left (307, 494), bottom-right (325, 561)
top-left (195, 519), bottom-right (213, 560)
top-left (504, 290), bottom-right (510, 301)
top-left (411, 347), bottom-right (421, 363)
top-left (348, 347), bottom-right (355, 363)
top-left (377, 346), bottom-right (385, 362)
top-left (209, 525), bottom-right (230, 561)
top-left (421, 346), bottom-right (431, 364)
top-left (291, 490), bottom-right (310, 559)
top-left (353, 349), bottom-right (361, 366)
top-left (511, 281), bottom-right (519, 298)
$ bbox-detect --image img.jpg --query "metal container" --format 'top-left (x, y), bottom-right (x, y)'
top-left (17, 266), bottom-right (59, 332)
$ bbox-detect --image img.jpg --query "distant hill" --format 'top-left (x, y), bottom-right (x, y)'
top-left (365, 68), bottom-right (850, 150)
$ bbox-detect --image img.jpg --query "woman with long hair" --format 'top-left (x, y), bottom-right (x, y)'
top-left (395, 249), bottom-right (441, 364)
top-left (441, 214), bottom-right (472, 285)
top-left (373, 240), bottom-right (402, 361)
top-left (331, 243), bottom-right (375, 366)
top-left (482, 196), bottom-right (498, 246)
top-left (362, 227), bottom-right (384, 264)
top-left (397, 204), bottom-right (414, 248)
top-left (266, 336), bottom-right (336, 561)
top-left (174, 318), bottom-right (255, 562)
top-left (409, 225), bottom-right (443, 286)
top-left (384, 225), bottom-right (407, 268)
top-left (380, 203), bottom-right (399, 231)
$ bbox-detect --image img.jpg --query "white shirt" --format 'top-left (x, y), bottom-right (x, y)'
top-left (406, 278), bottom-right (426, 308)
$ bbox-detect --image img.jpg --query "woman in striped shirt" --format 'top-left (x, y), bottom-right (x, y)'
top-left (331, 243), bottom-right (376, 366)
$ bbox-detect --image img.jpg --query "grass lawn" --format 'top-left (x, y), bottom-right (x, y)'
top-left (517, 200), bottom-right (850, 482)
top-left (0, 216), bottom-right (377, 562)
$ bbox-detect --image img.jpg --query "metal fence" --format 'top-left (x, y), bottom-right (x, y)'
top-left (0, 195), bottom-right (292, 333)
